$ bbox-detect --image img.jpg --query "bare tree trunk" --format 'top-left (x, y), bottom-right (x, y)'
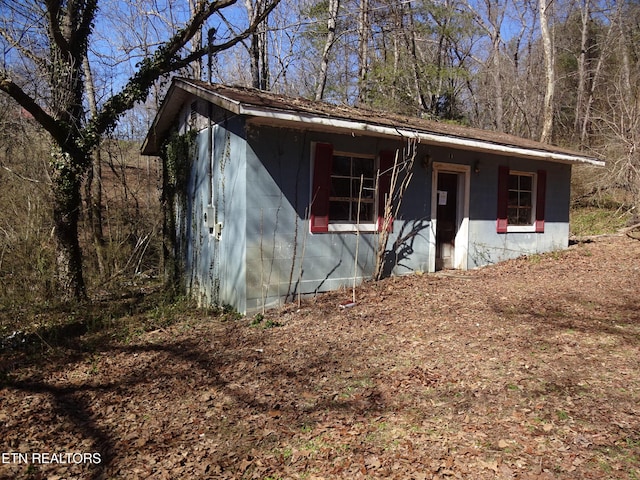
top-left (245, 0), bottom-right (260, 88)
top-left (574, 0), bottom-right (590, 142)
top-left (189, 0), bottom-right (203, 80)
top-left (580, 35), bottom-right (605, 146)
top-left (315, 0), bottom-right (340, 100)
top-left (406, 6), bottom-right (429, 112)
top-left (434, 26), bottom-right (446, 116)
top-left (258, 6), bottom-right (269, 90)
top-left (357, 0), bottom-right (369, 104)
top-left (539, 0), bottom-right (555, 143)
top-left (617, 8), bottom-right (632, 104)
top-left (488, 3), bottom-right (505, 132)
top-left (580, 4), bottom-right (616, 146)
top-left (245, 0), bottom-right (270, 89)
top-left (490, 40), bottom-right (503, 131)
top-left (504, 0), bottom-right (535, 137)
top-left (82, 55), bottom-right (106, 277)
top-left (615, 4), bottom-right (639, 211)
top-left (469, 0), bottom-right (506, 131)
top-left (389, 1), bottom-right (404, 109)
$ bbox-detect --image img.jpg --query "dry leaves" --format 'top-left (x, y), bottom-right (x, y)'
top-left (1, 236), bottom-right (639, 479)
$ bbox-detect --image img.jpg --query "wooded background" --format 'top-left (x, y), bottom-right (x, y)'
top-left (0, 0), bottom-right (638, 309)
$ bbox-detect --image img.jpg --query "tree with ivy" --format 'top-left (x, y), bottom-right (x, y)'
top-left (0, 0), bottom-right (280, 301)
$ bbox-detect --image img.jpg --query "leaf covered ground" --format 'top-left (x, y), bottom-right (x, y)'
top-left (1, 235), bottom-right (639, 479)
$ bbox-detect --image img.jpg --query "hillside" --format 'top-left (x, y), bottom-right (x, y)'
top-left (1, 235), bottom-right (639, 479)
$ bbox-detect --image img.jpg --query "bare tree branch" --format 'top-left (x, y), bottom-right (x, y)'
top-left (89, 0), bottom-right (280, 139)
top-left (0, 72), bottom-right (71, 151)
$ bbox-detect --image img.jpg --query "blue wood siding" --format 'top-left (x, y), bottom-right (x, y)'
top-left (176, 116), bottom-right (248, 313)
top-left (243, 126), bottom-right (434, 312)
top-left (180, 114), bottom-right (572, 314)
top-left (466, 155), bottom-right (571, 268)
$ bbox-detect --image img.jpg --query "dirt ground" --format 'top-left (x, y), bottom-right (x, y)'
top-left (1, 235), bottom-right (639, 480)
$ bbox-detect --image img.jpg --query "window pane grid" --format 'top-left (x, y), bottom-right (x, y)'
top-left (507, 173), bottom-right (534, 226)
top-left (330, 155), bottom-right (375, 223)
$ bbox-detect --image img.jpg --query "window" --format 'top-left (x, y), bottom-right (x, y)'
top-left (329, 154), bottom-right (376, 223)
top-left (310, 143), bottom-right (394, 233)
top-left (508, 173), bottom-right (534, 226)
top-left (497, 166), bottom-right (546, 233)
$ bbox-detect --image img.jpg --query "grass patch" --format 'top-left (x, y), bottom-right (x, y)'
top-left (570, 206), bottom-right (632, 236)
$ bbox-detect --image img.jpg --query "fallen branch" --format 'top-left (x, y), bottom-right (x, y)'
top-left (620, 222), bottom-right (640, 234)
top-left (623, 222), bottom-right (640, 241)
top-left (570, 222), bottom-right (640, 242)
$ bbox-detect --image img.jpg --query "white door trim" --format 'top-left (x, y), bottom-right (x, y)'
top-left (428, 162), bottom-right (470, 272)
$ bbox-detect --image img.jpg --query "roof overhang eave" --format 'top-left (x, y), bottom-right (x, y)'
top-left (243, 106), bottom-right (605, 167)
top-left (143, 78), bottom-right (605, 166)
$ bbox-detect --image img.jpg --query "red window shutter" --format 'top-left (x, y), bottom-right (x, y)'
top-left (496, 165), bottom-right (509, 233)
top-left (535, 169), bottom-right (547, 233)
top-left (310, 143), bottom-right (333, 233)
top-left (377, 150), bottom-right (395, 232)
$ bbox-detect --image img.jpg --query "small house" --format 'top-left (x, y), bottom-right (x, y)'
top-left (142, 77), bottom-right (603, 314)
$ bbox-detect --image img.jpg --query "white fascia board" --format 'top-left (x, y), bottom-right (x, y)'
top-left (177, 80), bottom-right (243, 115)
top-left (141, 83), bottom-right (189, 155)
top-left (241, 106), bottom-right (605, 167)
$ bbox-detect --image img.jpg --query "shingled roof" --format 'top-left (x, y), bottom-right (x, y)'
top-left (142, 77), bottom-right (604, 167)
